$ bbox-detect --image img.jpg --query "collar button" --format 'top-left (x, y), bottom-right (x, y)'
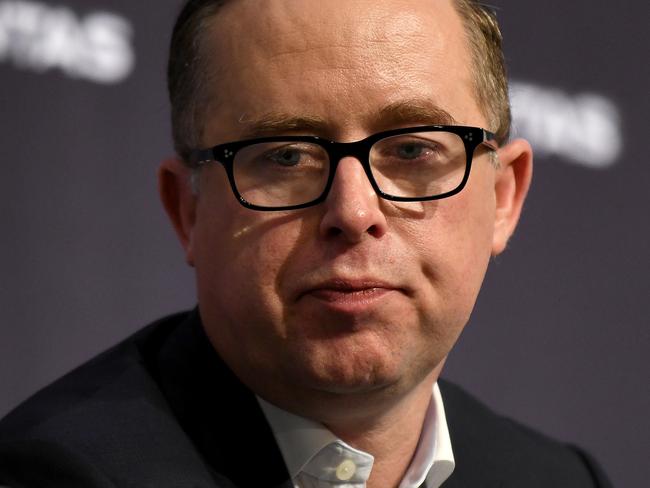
top-left (336, 459), bottom-right (357, 481)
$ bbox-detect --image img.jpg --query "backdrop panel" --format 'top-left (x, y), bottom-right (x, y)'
top-left (1, 1), bottom-right (647, 486)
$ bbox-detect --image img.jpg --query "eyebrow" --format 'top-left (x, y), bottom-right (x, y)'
top-left (374, 99), bottom-right (457, 128)
top-left (236, 98), bottom-right (457, 139)
top-left (238, 113), bottom-right (329, 138)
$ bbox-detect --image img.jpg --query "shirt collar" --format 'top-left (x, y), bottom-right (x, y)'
top-left (257, 382), bottom-right (455, 487)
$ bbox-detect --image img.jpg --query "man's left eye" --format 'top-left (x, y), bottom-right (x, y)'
top-left (269, 149), bottom-right (302, 166)
top-left (397, 143), bottom-right (429, 159)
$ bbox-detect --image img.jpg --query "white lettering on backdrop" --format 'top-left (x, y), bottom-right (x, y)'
top-left (510, 81), bottom-right (622, 169)
top-left (0, 0), bottom-right (134, 84)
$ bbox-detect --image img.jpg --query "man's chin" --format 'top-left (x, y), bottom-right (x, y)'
top-left (286, 344), bottom-right (444, 402)
top-left (309, 376), bottom-right (396, 396)
top-left (292, 355), bottom-right (405, 398)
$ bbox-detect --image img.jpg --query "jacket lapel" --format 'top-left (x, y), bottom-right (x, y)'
top-left (154, 309), bottom-right (292, 488)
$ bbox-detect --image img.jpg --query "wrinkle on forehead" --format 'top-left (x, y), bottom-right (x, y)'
top-left (209, 0), bottom-right (464, 78)
top-left (214, 0), bottom-right (450, 57)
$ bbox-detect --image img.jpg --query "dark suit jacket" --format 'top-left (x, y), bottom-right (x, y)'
top-left (0, 310), bottom-right (612, 487)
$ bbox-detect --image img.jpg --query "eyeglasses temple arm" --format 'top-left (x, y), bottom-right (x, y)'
top-left (482, 130), bottom-right (499, 151)
top-left (188, 149), bottom-right (214, 168)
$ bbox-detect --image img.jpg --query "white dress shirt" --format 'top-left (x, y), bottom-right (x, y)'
top-left (257, 383), bottom-right (455, 488)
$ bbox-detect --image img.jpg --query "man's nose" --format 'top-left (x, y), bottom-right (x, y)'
top-left (319, 157), bottom-right (388, 243)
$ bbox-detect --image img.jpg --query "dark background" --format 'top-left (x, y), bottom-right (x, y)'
top-left (1, 1), bottom-right (647, 486)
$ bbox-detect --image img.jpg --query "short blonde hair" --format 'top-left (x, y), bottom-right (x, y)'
top-left (453, 0), bottom-right (511, 144)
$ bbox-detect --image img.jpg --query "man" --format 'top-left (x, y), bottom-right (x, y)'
top-left (0, 0), bottom-right (612, 487)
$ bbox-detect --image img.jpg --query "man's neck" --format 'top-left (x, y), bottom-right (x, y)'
top-left (323, 372), bottom-right (438, 488)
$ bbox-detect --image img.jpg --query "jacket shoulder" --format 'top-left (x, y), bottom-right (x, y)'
top-left (0, 311), bottom-right (219, 488)
top-left (438, 379), bottom-right (612, 487)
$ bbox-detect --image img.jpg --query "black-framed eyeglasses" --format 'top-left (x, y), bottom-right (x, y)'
top-left (189, 125), bottom-right (497, 211)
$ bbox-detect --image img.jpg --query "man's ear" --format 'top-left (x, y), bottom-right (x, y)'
top-left (158, 157), bottom-right (198, 266)
top-left (492, 138), bottom-right (533, 256)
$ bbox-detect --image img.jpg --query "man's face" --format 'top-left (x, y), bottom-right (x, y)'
top-left (168, 0), bottom-right (529, 414)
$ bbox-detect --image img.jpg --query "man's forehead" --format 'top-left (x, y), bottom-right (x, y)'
top-left (211, 0), bottom-right (462, 55)
top-left (200, 0), bottom-right (477, 141)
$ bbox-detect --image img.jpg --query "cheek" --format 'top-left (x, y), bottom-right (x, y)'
top-left (191, 169), bottom-right (277, 298)
top-left (192, 199), bottom-right (303, 335)
top-left (409, 174), bottom-right (496, 324)
top-left (446, 172), bottom-right (496, 302)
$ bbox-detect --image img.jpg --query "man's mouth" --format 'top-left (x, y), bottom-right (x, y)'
top-left (298, 279), bottom-right (403, 309)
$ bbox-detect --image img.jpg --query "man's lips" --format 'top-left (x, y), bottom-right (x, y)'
top-left (297, 279), bottom-right (404, 304)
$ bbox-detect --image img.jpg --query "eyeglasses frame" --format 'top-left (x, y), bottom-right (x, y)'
top-left (188, 125), bottom-right (498, 211)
